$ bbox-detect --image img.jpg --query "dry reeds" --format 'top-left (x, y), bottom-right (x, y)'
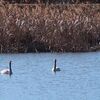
top-left (0, 0), bottom-right (99, 4)
top-left (0, 4), bottom-right (100, 53)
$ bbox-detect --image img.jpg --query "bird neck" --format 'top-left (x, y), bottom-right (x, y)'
top-left (9, 62), bottom-right (12, 75)
top-left (54, 60), bottom-right (56, 71)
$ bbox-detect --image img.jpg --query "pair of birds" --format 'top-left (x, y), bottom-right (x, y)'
top-left (0, 59), bottom-right (60, 75)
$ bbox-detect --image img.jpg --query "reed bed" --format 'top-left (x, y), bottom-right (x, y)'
top-left (0, 0), bottom-right (100, 4)
top-left (0, 4), bottom-right (100, 53)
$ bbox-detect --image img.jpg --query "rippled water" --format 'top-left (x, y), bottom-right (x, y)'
top-left (0, 52), bottom-right (100, 100)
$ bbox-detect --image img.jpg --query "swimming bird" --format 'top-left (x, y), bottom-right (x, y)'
top-left (0, 61), bottom-right (12, 75)
top-left (52, 59), bottom-right (60, 72)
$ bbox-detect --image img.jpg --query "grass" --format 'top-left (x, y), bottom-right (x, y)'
top-left (0, 4), bottom-right (100, 53)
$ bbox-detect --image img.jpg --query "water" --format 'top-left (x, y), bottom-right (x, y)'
top-left (0, 52), bottom-right (100, 100)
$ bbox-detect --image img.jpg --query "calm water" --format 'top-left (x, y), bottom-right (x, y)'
top-left (0, 52), bottom-right (100, 100)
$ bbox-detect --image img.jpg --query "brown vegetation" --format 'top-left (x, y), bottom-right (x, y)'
top-left (0, 4), bottom-right (100, 53)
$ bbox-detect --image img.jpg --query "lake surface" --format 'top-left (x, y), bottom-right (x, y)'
top-left (0, 52), bottom-right (100, 100)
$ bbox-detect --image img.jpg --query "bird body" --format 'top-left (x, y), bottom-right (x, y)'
top-left (52, 67), bottom-right (60, 72)
top-left (0, 69), bottom-right (10, 74)
top-left (0, 61), bottom-right (12, 75)
top-left (52, 59), bottom-right (60, 72)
